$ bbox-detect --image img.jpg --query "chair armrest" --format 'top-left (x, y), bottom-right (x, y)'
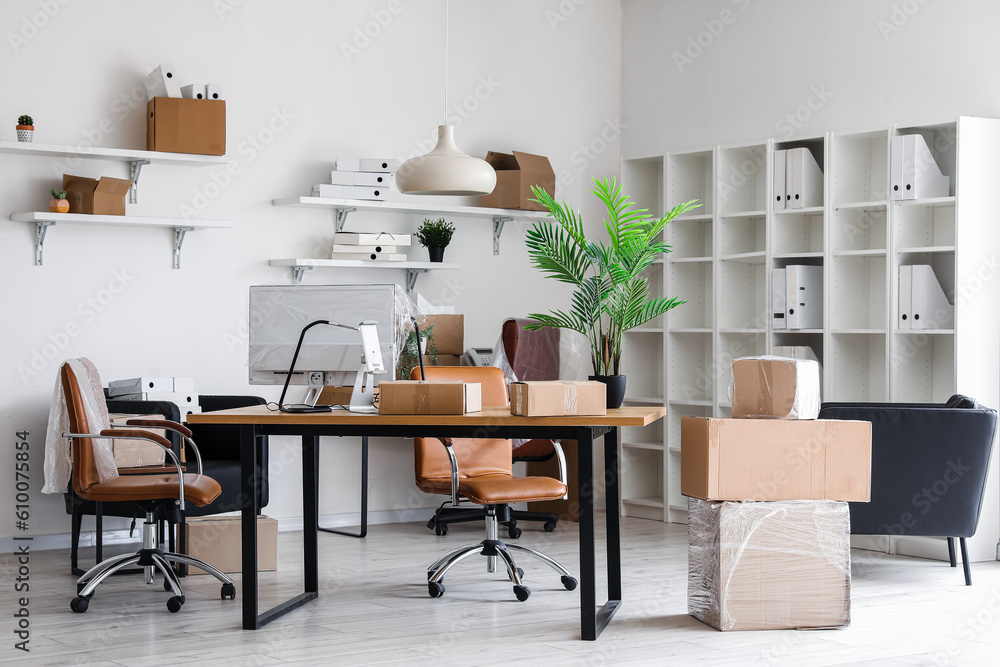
top-left (122, 419), bottom-right (191, 439)
top-left (434, 437), bottom-right (461, 505)
top-left (552, 442), bottom-right (568, 500)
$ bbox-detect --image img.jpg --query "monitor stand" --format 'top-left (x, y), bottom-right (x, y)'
top-left (348, 362), bottom-right (379, 414)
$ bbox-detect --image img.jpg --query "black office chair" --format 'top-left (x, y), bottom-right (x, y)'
top-left (819, 395), bottom-right (997, 585)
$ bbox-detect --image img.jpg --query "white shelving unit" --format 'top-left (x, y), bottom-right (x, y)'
top-left (620, 118), bottom-right (1000, 562)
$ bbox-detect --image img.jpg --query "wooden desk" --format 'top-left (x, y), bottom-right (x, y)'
top-left (187, 405), bottom-right (665, 640)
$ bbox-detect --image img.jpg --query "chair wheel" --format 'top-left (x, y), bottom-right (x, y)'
top-left (428, 581), bottom-right (446, 598)
top-left (561, 575), bottom-right (578, 591)
top-left (166, 596), bottom-right (185, 613)
top-left (221, 583), bottom-right (236, 600)
top-left (507, 526), bottom-right (522, 539)
top-left (435, 524), bottom-right (448, 536)
top-left (513, 585), bottom-right (531, 601)
top-left (543, 521), bottom-right (557, 532)
top-left (70, 596), bottom-right (89, 613)
top-left (426, 517), bottom-right (438, 531)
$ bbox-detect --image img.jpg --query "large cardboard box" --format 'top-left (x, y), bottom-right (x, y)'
top-left (731, 356), bottom-right (821, 419)
top-left (422, 314), bottom-right (464, 354)
top-left (480, 151), bottom-right (555, 211)
top-left (184, 515), bottom-right (277, 575)
top-left (681, 417), bottom-right (871, 501)
top-left (688, 498), bottom-right (851, 631)
top-left (108, 413), bottom-right (166, 468)
top-left (510, 381), bottom-right (606, 417)
top-left (147, 97), bottom-right (226, 156)
top-left (378, 380), bottom-right (482, 415)
top-left (62, 175), bottom-right (132, 215)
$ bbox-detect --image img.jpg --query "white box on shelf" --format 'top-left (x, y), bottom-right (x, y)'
top-left (206, 83), bottom-right (224, 100)
top-left (112, 391), bottom-right (198, 406)
top-left (890, 135), bottom-right (904, 200)
top-left (911, 264), bottom-right (954, 330)
top-left (330, 252), bottom-right (407, 261)
top-left (334, 232), bottom-right (411, 246)
top-left (898, 264), bottom-right (912, 330)
top-left (312, 184), bottom-right (389, 200)
top-left (330, 171), bottom-right (392, 186)
top-left (172, 377), bottom-right (196, 393)
top-left (785, 147), bottom-right (823, 209)
top-left (180, 84), bottom-right (207, 100)
top-left (901, 134), bottom-right (949, 200)
top-left (772, 149), bottom-right (786, 210)
top-left (771, 268), bottom-right (787, 329)
top-left (108, 377), bottom-right (173, 397)
top-left (785, 265), bottom-right (823, 329)
top-left (144, 63), bottom-right (181, 100)
top-left (332, 244), bottom-right (397, 254)
top-left (335, 157), bottom-right (361, 171)
top-left (359, 158), bottom-right (398, 173)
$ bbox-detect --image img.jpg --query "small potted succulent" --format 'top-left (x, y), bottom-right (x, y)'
top-left (16, 115), bottom-right (34, 142)
top-left (416, 218), bottom-right (455, 262)
top-left (49, 189), bottom-right (69, 213)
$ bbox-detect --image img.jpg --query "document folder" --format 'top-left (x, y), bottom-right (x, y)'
top-left (785, 265), bottom-right (823, 329)
top-left (785, 147), bottom-right (823, 209)
top-left (900, 135), bottom-right (949, 200)
top-left (910, 264), bottom-right (954, 330)
top-left (890, 136), bottom-right (904, 200)
top-left (772, 267), bottom-right (787, 329)
top-left (773, 149), bottom-right (786, 210)
top-left (898, 264), bottom-right (912, 330)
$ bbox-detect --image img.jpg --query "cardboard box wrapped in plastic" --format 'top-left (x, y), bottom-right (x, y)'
top-left (731, 356), bottom-right (821, 419)
top-left (688, 498), bottom-right (851, 631)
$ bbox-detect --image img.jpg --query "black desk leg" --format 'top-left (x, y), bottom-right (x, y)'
top-left (302, 435), bottom-right (320, 594)
top-left (604, 426), bottom-right (622, 602)
top-left (578, 427), bottom-right (597, 640)
top-left (318, 436), bottom-right (369, 538)
top-left (240, 424), bottom-right (260, 630)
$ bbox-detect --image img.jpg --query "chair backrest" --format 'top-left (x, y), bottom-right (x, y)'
top-left (410, 365), bottom-right (512, 482)
top-left (61, 363), bottom-right (102, 494)
top-left (501, 317), bottom-right (561, 381)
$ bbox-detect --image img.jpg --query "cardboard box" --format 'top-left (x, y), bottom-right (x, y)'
top-left (681, 417), bottom-right (871, 502)
top-left (184, 515), bottom-right (277, 575)
top-left (62, 175), bottom-right (132, 216)
top-left (108, 377), bottom-right (174, 397)
top-left (378, 380), bottom-right (482, 415)
top-left (147, 97), bottom-right (226, 156)
top-left (421, 354), bottom-right (462, 367)
top-left (510, 381), bottom-right (607, 417)
top-left (480, 150), bottom-right (555, 211)
top-left (732, 356), bottom-right (821, 419)
top-left (688, 498), bottom-right (851, 631)
top-left (422, 314), bottom-right (464, 354)
top-left (108, 413), bottom-right (166, 468)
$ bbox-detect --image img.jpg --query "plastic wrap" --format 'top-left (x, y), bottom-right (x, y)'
top-left (730, 355), bottom-right (821, 420)
top-left (247, 284), bottom-right (422, 386)
top-left (687, 498), bottom-right (851, 631)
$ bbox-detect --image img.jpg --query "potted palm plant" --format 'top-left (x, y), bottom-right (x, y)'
top-left (416, 218), bottom-right (455, 262)
top-left (524, 177), bottom-right (699, 407)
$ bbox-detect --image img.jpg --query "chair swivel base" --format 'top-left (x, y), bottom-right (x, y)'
top-left (427, 503), bottom-right (559, 538)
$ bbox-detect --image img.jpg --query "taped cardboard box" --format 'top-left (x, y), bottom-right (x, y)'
top-left (510, 381), bottom-right (606, 417)
top-left (681, 417), bottom-right (871, 501)
top-left (688, 498), bottom-right (851, 631)
top-left (480, 151), bottom-right (555, 211)
top-left (62, 175), bottom-right (132, 215)
top-left (731, 356), bottom-right (820, 419)
top-left (108, 413), bottom-right (166, 468)
top-left (378, 380), bottom-right (482, 415)
top-left (184, 515), bottom-right (277, 574)
top-left (147, 97), bottom-right (226, 156)
top-left (422, 314), bottom-right (464, 354)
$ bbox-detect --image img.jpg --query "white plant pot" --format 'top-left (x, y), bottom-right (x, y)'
top-left (16, 129), bottom-right (33, 142)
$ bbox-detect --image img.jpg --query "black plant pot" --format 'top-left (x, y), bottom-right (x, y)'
top-left (428, 247), bottom-right (445, 262)
top-left (590, 375), bottom-right (627, 409)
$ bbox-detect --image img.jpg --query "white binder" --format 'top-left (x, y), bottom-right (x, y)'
top-left (334, 232), bottom-right (411, 246)
top-left (911, 264), bottom-right (954, 330)
top-left (785, 265), bottom-right (823, 329)
top-left (332, 244), bottom-right (397, 254)
top-left (773, 149), bottom-right (786, 210)
top-left (898, 264), bottom-right (912, 330)
top-left (206, 83), bottom-right (224, 100)
top-left (771, 268), bottom-right (787, 329)
top-left (330, 171), bottom-right (392, 186)
top-left (903, 134), bottom-right (950, 200)
top-left (312, 184), bottom-right (389, 200)
top-left (890, 136), bottom-right (904, 200)
top-left (180, 84), bottom-right (206, 100)
top-left (785, 147), bottom-right (823, 209)
top-left (336, 157), bottom-right (361, 171)
top-left (359, 158), bottom-right (398, 173)
top-left (329, 251), bottom-right (407, 262)
top-left (143, 63), bottom-right (181, 100)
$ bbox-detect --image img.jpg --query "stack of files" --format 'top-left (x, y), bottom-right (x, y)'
top-left (332, 231), bottom-right (411, 261)
top-left (107, 377), bottom-right (201, 417)
top-left (772, 265), bottom-right (823, 330)
top-left (312, 157), bottom-right (399, 201)
top-left (890, 135), bottom-right (950, 200)
top-left (773, 147), bottom-right (823, 210)
top-left (898, 264), bottom-right (954, 330)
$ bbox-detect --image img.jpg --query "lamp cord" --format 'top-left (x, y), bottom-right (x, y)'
top-left (443, 0), bottom-right (449, 125)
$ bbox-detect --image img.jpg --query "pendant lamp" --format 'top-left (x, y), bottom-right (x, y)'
top-left (396, 2), bottom-right (496, 196)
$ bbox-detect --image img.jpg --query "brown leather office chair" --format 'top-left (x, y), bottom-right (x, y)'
top-left (60, 361), bottom-right (236, 613)
top-left (412, 365), bottom-right (577, 601)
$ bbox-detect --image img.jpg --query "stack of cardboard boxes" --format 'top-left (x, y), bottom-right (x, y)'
top-left (681, 356), bottom-right (872, 631)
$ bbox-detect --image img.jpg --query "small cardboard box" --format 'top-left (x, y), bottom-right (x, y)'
top-left (688, 498), bottom-right (851, 631)
top-left (510, 381), bottom-right (607, 417)
top-left (378, 380), bottom-right (482, 415)
top-left (480, 150), bottom-right (555, 211)
top-left (681, 417), bottom-right (871, 502)
top-left (108, 413), bottom-right (166, 468)
top-left (732, 356), bottom-right (821, 419)
top-left (422, 314), bottom-right (464, 354)
top-left (147, 97), bottom-right (226, 156)
top-left (184, 515), bottom-right (277, 574)
top-left (62, 175), bottom-right (132, 216)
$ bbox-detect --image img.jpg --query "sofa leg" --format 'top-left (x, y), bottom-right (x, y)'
top-left (947, 537), bottom-right (957, 567)
top-left (960, 538), bottom-right (972, 586)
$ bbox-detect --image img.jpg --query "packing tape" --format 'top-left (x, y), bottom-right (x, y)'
top-left (564, 382), bottom-right (578, 415)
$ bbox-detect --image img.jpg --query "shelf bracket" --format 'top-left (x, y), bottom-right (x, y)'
top-left (405, 268), bottom-right (428, 294)
top-left (34, 220), bottom-right (55, 266)
top-left (129, 159), bottom-right (151, 204)
top-left (291, 266), bottom-right (313, 284)
top-left (492, 216), bottom-right (512, 256)
top-left (334, 207), bottom-right (356, 232)
top-left (172, 227), bottom-right (194, 270)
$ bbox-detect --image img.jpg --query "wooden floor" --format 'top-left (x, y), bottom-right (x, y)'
top-left (3, 515), bottom-right (1000, 666)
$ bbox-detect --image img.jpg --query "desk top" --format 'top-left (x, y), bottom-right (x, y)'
top-left (186, 405), bottom-right (665, 427)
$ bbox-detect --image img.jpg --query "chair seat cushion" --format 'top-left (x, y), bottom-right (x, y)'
top-left (511, 439), bottom-right (556, 461)
top-left (420, 474), bottom-right (567, 505)
top-left (77, 473), bottom-right (222, 507)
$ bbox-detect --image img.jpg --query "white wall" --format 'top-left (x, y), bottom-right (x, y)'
top-left (621, 0), bottom-right (1000, 561)
top-left (0, 0), bottom-right (622, 547)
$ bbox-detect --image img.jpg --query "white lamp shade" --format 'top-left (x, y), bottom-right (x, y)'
top-left (396, 125), bottom-right (497, 196)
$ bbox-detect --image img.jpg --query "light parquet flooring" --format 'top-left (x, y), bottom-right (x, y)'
top-left (3, 515), bottom-right (1000, 666)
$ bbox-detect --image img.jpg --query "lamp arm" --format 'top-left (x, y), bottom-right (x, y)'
top-left (277, 319), bottom-right (331, 411)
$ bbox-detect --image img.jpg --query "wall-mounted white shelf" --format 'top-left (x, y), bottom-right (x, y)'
top-left (272, 196), bottom-right (550, 255)
top-left (268, 258), bottom-right (460, 292)
top-left (10, 212), bottom-right (231, 268)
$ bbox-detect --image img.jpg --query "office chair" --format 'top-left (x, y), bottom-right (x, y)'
top-left (59, 361), bottom-right (236, 613)
top-left (819, 395), bottom-right (997, 585)
top-left (412, 365), bottom-right (578, 601)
